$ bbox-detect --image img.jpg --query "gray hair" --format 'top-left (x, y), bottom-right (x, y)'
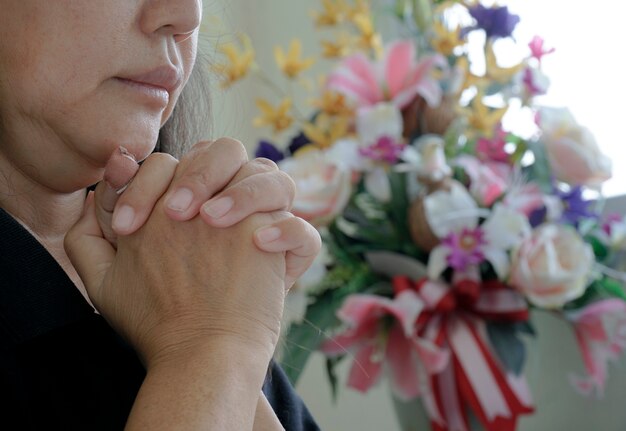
top-left (156, 51), bottom-right (212, 159)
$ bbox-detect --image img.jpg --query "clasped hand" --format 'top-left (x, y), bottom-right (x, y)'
top-left (65, 137), bottom-right (321, 367)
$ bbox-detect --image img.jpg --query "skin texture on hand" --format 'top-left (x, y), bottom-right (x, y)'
top-left (87, 145), bottom-right (293, 430)
top-left (96, 141), bottom-right (321, 289)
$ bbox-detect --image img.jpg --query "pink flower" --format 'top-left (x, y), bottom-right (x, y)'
top-left (279, 148), bottom-right (352, 226)
top-left (476, 127), bottom-right (510, 163)
top-left (321, 291), bottom-right (448, 400)
top-left (567, 299), bottom-right (626, 397)
top-left (441, 227), bottom-right (487, 271)
top-left (359, 136), bottom-right (406, 163)
top-left (455, 155), bottom-right (511, 206)
top-left (502, 182), bottom-right (546, 217)
top-left (528, 36), bottom-right (555, 63)
top-left (537, 107), bottom-right (612, 187)
top-left (327, 40), bottom-right (443, 109)
top-left (510, 224), bottom-right (594, 308)
top-left (522, 67), bottom-right (550, 97)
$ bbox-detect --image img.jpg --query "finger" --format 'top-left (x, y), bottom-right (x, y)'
top-left (95, 148), bottom-right (140, 245)
top-left (111, 152), bottom-right (178, 235)
top-left (163, 138), bottom-right (249, 221)
top-left (227, 157), bottom-right (280, 187)
top-left (200, 169), bottom-right (295, 228)
top-left (253, 217), bottom-right (322, 290)
top-left (64, 192), bottom-right (116, 304)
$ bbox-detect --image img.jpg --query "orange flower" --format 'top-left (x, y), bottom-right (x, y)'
top-left (213, 34), bottom-right (255, 88)
top-left (302, 113), bottom-right (351, 149)
top-left (311, 90), bottom-right (355, 118)
top-left (254, 98), bottom-right (294, 134)
top-left (274, 39), bottom-right (315, 79)
top-left (312, 0), bottom-right (348, 27)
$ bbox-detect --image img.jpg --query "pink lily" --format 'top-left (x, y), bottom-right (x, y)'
top-left (502, 181), bottom-right (546, 217)
top-left (567, 299), bottom-right (626, 397)
top-left (326, 40), bottom-right (444, 109)
top-left (321, 291), bottom-right (449, 400)
top-left (455, 155), bottom-right (511, 207)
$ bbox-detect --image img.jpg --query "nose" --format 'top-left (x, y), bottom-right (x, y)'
top-left (139, 0), bottom-right (202, 42)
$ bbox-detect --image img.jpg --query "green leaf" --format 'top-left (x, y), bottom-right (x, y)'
top-left (599, 278), bottom-right (626, 301)
top-left (523, 141), bottom-right (553, 192)
top-left (280, 266), bottom-right (377, 385)
top-left (325, 356), bottom-right (343, 403)
top-left (486, 322), bottom-right (526, 376)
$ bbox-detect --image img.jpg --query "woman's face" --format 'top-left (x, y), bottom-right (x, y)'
top-left (0, 0), bottom-right (202, 191)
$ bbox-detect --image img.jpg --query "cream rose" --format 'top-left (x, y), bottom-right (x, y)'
top-left (510, 224), bottom-right (594, 308)
top-left (538, 107), bottom-right (612, 187)
top-left (279, 149), bottom-right (352, 226)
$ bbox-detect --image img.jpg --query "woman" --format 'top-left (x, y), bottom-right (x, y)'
top-left (0, 1), bottom-right (321, 430)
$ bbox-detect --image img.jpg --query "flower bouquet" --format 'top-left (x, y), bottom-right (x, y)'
top-left (214, 1), bottom-right (626, 430)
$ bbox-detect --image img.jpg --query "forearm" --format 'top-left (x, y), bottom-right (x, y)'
top-left (125, 341), bottom-right (270, 431)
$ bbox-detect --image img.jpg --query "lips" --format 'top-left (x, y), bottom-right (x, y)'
top-left (117, 65), bottom-right (183, 95)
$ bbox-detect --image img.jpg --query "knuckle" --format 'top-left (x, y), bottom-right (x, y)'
top-left (212, 137), bottom-right (249, 161)
top-left (276, 171), bottom-right (296, 201)
top-left (183, 168), bottom-right (214, 188)
top-left (144, 152), bottom-right (178, 167)
top-left (252, 157), bottom-right (278, 171)
top-left (236, 179), bottom-right (259, 200)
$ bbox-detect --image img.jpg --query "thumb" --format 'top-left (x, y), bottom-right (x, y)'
top-left (95, 147), bottom-right (139, 247)
top-left (65, 191), bottom-right (116, 304)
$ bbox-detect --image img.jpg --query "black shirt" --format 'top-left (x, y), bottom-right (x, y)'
top-left (0, 208), bottom-right (319, 430)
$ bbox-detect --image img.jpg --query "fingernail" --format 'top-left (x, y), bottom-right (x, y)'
top-left (167, 188), bottom-right (194, 212)
top-left (202, 197), bottom-right (234, 219)
top-left (112, 205), bottom-right (135, 232)
top-left (256, 226), bottom-right (282, 243)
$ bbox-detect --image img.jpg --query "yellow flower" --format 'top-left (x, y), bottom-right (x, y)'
top-left (320, 33), bottom-right (354, 59)
top-left (485, 41), bottom-right (524, 84)
top-left (461, 93), bottom-right (508, 137)
top-left (312, 0), bottom-right (348, 27)
top-left (311, 90), bottom-right (355, 118)
top-left (431, 22), bottom-right (465, 56)
top-left (274, 39), bottom-right (315, 79)
top-left (351, 13), bottom-right (383, 57)
top-left (254, 98), bottom-right (294, 134)
top-left (302, 113), bottom-right (351, 149)
top-left (346, 0), bottom-right (371, 20)
top-left (213, 34), bottom-right (255, 88)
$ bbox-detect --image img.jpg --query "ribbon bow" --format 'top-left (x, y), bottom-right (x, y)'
top-left (393, 276), bottom-right (534, 431)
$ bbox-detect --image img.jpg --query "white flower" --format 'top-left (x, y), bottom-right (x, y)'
top-left (279, 148), bottom-right (352, 226)
top-left (538, 107), bottom-right (612, 187)
top-left (423, 180), bottom-right (479, 239)
top-left (356, 103), bottom-right (403, 146)
top-left (510, 224), bottom-right (594, 308)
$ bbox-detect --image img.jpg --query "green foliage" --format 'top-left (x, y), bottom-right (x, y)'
top-left (280, 264), bottom-right (378, 385)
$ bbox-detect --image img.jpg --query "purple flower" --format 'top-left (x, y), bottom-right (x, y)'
top-left (442, 227), bottom-right (487, 271)
top-left (557, 186), bottom-right (598, 226)
top-left (288, 132), bottom-right (311, 155)
top-left (255, 141), bottom-right (284, 163)
top-left (466, 4), bottom-right (520, 39)
top-left (358, 136), bottom-right (406, 164)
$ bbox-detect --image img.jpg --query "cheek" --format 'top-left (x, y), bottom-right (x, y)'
top-left (160, 36), bottom-right (199, 125)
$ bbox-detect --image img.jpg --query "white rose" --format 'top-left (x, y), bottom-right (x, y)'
top-left (510, 224), bottom-right (594, 308)
top-left (279, 149), bottom-right (352, 226)
top-left (538, 107), bottom-right (612, 187)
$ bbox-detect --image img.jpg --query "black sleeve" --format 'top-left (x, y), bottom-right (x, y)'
top-left (262, 361), bottom-right (321, 431)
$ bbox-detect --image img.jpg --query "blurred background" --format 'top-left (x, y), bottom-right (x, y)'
top-left (201, 1), bottom-right (626, 429)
